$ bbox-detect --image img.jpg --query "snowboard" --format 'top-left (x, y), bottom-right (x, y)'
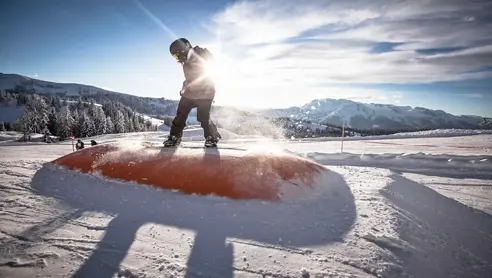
top-left (164, 143), bottom-right (217, 149)
top-left (140, 141), bottom-right (246, 151)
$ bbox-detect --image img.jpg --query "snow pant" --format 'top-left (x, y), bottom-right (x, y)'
top-left (169, 96), bottom-right (220, 139)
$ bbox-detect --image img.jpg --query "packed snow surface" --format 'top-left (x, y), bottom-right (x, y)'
top-left (297, 128), bottom-right (492, 142)
top-left (0, 129), bottom-right (491, 278)
top-left (0, 131), bottom-right (46, 142)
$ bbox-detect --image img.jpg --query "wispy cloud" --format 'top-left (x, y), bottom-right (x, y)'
top-left (207, 0), bottom-right (492, 107)
top-left (212, 0), bottom-right (379, 45)
top-left (452, 93), bottom-right (484, 98)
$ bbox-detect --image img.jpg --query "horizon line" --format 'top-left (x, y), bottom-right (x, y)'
top-left (0, 72), bottom-right (487, 118)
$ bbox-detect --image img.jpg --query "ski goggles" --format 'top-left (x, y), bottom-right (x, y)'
top-left (172, 50), bottom-right (188, 62)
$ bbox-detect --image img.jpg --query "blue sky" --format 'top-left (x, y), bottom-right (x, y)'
top-left (1, 0), bottom-right (491, 117)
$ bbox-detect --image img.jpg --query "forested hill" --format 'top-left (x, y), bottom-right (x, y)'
top-left (0, 73), bottom-right (179, 117)
top-left (0, 92), bottom-right (160, 140)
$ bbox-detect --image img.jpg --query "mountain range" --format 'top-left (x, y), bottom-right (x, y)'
top-left (259, 98), bottom-right (484, 130)
top-left (0, 73), bottom-right (486, 131)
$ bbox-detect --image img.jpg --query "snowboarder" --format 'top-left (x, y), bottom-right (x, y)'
top-left (163, 37), bottom-right (221, 148)
top-left (90, 140), bottom-right (97, 146)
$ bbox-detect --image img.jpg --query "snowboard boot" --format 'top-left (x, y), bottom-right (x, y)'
top-left (163, 135), bottom-right (181, 147)
top-left (204, 136), bottom-right (218, 148)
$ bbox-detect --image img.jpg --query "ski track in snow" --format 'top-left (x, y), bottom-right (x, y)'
top-left (0, 132), bottom-right (491, 277)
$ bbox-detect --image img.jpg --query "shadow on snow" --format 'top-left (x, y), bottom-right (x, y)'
top-left (27, 149), bottom-right (356, 278)
top-left (379, 173), bottom-right (492, 277)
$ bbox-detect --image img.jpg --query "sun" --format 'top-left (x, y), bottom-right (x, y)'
top-left (198, 43), bottom-right (277, 108)
top-left (202, 53), bottom-right (235, 89)
top-left (200, 47), bottom-right (245, 103)
top-left (203, 59), bottom-right (222, 84)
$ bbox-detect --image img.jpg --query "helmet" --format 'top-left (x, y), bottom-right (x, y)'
top-left (169, 38), bottom-right (192, 62)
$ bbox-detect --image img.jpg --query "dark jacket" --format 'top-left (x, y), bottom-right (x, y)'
top-left (180, 46), bottom-right (215, 100)
top-left (76, 140), bottom-right (84, 150)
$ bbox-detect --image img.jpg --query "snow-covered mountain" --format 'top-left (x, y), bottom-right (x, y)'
top-left (1, 73), bottom-right (485, 131)
top-left (260, 98), bottom-right (484, 130)
top-left (0, 73), bottom-right (106, 96)
top-left (0, 73), bottom-right (179, 116)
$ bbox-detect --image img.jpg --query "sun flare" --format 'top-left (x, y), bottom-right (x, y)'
top-left (200, 45), bottom-right (249, 105)
top-left (202, 52), bottom-right (237, 88)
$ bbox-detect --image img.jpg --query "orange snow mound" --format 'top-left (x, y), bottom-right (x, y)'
top-left (51, 144), bottom-right (327, 201)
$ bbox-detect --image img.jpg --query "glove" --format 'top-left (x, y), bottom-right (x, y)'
top-left (180, 80), bottom-right (190, 96)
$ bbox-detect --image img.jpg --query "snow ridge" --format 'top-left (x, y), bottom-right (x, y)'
top-left (263, 98), bottom-right (485, 130)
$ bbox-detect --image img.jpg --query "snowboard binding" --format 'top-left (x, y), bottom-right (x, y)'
top-left (163, 135), bottom-right (182, 147)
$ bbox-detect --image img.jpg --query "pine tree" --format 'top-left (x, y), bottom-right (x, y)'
top-left (105, 116), bottom-right (114, 134)
top-left (50, 96), bottom-right (57, 108)
top-left (71, 109), bottom-right (81, 137)
top-left (88, 100), bottom-right (96, 118)
top-left (76, 97), bottom-right (83, 110)
top-left (47, 108), bottom-right (58, 136)
top-left (102, 101), bottom-right (115, 119)
top-left (80, 113), bottom-right (96, 137)
top-left (77, 112), bottom-right (86, 137)
top-left (16, 109), bottom-right (33, 134)
top-left (94, 106), bottom-right (107, 135)
top-left (145, 119), bottom-right (152, 131)
top-left (16, 94), bottom-right (48, 134)
top-left (30, 94), bottom-right (49, 133)
top-left (114, 110), bottom-right (126, 133)
top-left (133, 114), bottom-right (141, 132)
top-left (54, 96), bottom-right (61, 108)
top-left (0, 122), bottom-right (5, 132)
top-left (57, 106), bottom-right (74, 140)
top-left (128, 116), bottom-right (135, 132)
top-left (123, 110), bottom-right (133, 132)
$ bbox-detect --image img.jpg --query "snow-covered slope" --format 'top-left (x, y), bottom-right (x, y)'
top-left (0, 131), bottom-right (47, 142)
top-left (0, 132), bottom-right (491, 277)
top-left (290, 128), bottom-right (492, 142)
top-left (263, 98), bottom-right (484, 130)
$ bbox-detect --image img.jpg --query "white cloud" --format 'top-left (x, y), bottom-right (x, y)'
top-left (212, 0), bottom-right (379, 45)
top-left (206, 0), bottom-right (492, 108)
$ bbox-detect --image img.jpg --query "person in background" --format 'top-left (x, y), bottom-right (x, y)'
top-left (163, 37), bottom-right (221, 148)
top-left (76, 139), bottom-right (84, 150)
